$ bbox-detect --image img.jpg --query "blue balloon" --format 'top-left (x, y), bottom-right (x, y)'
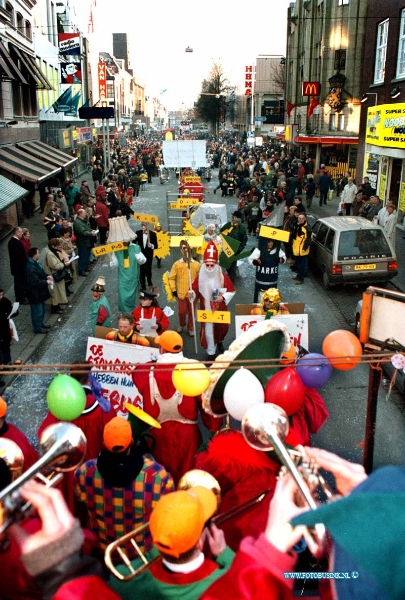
top-left (296, 353), bottom-right (333, 388)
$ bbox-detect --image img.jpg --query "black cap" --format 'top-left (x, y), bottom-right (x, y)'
top-left (139, 289), bottom-right (157, 300)
top-left (232, 210), bottom-right (242, 219)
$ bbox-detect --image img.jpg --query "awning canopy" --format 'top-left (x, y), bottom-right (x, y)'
top-left (0, 39), bottom-right (28, 84)
top-left (10, 44), bottom-right (53, 90)
top-left (0, 145), bottom-right (62, 183)
top-left (17, 141), bottom-right (77, 169)
top-left (296, 135), bottom-right (358, 145)
top-left (0, 175), bottom-right (29, 211)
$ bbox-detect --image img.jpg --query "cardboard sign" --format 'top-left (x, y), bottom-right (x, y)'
top-left (170, 197), bottom-right (200, 209)
top-left (182, 176), bottom-right (201, 183)
top-left (170, 236), bottom-right (203, 248)
top-left (220, 237), bottom-right (235, 258)
top-left (86, 337), bottom-right (159, 417)
top-left (235, 314), bottom-right (308, 348)
top-left (197, 310), bottom-right (231, 324)
top-left (259, 225), bottom-right (290, 243)
top-left (92, 241), bottom-right (125, 256)
top-left (133, 213), bottom-right (159, 225)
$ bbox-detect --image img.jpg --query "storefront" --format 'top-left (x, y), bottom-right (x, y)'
top-left (294, 134), bottom-right (358, 181)
top-left (364, 103), bottom-right (405, 222)
top-left (72, 126), bottom-right (97, 173)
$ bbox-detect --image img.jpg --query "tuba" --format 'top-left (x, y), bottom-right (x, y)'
top-left (0, 422), bottom-right (87, 535)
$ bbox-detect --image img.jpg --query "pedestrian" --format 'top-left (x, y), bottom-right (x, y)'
top-left (304, 175), bottom-right (316, 209)
top-left (94, 189), bottom-right (109, 245)
top-left (168, 240), bottom-right (200, 336)
top-left (136, 222), bottom-right (158, 290)
top-left (20, 228), bottom-right (31, 258)
top-left (245, 197), bottom-right (262, 236)
top-left (190, 242), bottom-right (235, 359)
top-left (384, 204), bottom-right (397, 247)
top-left (291, 213), bottom-right (312, 285)
top-left (0, 288), bottom-right (14, 375)
top-left (65, 180), bottom-right (80, 218)
top-left (25, 248), bottom-right (53, 333)
top-left (249, 238), bottom-right (286, 303)
top-left (55, 190), bottom-right (69, 218)
top-left (43, 238), bottom-right (69, 314)
top-left (73, 208), bottom-right (97, 276)
top-left (129, 171), bottom-right (141, 197)
top-left (8, 227), bottom-right (28, 304)
top-left (340, 176), bottom-right (357, 216)
top-left (317, 170), bottom-right (333, 207)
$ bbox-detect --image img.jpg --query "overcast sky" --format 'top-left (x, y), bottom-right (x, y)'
top-left (74, 0), bottom-right (291, 109)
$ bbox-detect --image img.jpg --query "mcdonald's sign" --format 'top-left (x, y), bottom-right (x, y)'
top-left (302, 82), bottom-right (321, 96)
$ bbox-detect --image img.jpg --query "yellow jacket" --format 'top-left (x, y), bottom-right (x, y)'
top-left (168, 259), bottom-right (200, 300)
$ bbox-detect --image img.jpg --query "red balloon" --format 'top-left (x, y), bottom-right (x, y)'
top-left (322, 330), bottom-right (362, 371)
top-left (264, 367), bottom-right (305, 415)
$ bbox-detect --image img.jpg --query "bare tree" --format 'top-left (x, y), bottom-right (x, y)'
top-left (195, 63), bottom-right (230, 137)
top-left (271, 63), bottom-right (286, 94)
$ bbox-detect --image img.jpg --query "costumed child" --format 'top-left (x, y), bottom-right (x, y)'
top-left (131, 289), bottom-right (170, 336)
top-left (250, 287), bottom-right (290, 318)
top-left (89, 276), bottom-right (112, 335)
top-left (249, 236), bottom-right (286, 303)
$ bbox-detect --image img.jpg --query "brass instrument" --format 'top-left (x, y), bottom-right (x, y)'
top-left (0, 422), bottom-right (87, 534)
top-left (241, 402), bottom-right (332, 556)
top-left (0, 438), bottom-right (24, 482)
top-left (105, 468), bottom-right (269, 581)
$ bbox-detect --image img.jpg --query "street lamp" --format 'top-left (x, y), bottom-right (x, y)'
top-left (361, 92), bottom-right (378, 105)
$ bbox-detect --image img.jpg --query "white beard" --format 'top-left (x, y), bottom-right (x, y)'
top-left (199, 263), bottom-right (224, 306)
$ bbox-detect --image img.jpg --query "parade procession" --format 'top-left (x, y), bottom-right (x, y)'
top-left (2, 0), bottom-right (405, 598)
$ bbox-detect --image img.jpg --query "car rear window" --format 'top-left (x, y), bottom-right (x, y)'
top-left (338, 229), bottom-right (393, 260)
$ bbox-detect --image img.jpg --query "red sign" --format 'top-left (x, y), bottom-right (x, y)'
top-left (245, 65), bottom-right (254, 96)
top-left (302, 81), bottom-right (321, 96)
top-left (98, 62), bottom-right (107, 102)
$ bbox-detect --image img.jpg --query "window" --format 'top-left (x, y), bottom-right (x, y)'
top-left (337, 113), bottom-right (345, 131)
top-left (329, 113), bottom-right (336, 131)
top-left (5, 1), bottom-right (14, 25)
top-left (338, 0), bottom-right (349, 5)
top-left (25, 20), bottom-right (32, 40)
top-left (374, 19), bottom-right (389, 83)
top-left (16, 12), bottom-right (23, 33)
top-left (397, 10), bottom-right (405, 78)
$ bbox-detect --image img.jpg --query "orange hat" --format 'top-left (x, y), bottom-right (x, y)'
top-left (0, 397), bottom-right (7, 418)
top-left (103, 417), bottom-right (132, 453)
top-left (150, 486), bottom-right (217, 558)
top-left (155, 330), bottom-right (183, 353)
top-left (203, 241), bottom-right (218, 264)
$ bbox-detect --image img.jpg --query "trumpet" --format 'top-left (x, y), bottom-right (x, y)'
top-left (105, 469), bottom-right (270, 581)
top-left (241, 402), bottom-right (332, 556)
top-left (0, 422), bottom-right (87, 535)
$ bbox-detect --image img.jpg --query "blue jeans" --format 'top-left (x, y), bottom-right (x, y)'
top-left (77, 245), bottom-right (90, 274)
top-left (30, 302), bottom-right (45, 332)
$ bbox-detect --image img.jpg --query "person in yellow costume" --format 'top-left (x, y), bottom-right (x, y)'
top-left (250, 288), bottom-right (290, 319)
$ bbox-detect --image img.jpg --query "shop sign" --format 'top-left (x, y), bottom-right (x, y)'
top-left (366, 103), bottom-right (405, 148)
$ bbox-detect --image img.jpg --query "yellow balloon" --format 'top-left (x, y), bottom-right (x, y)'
top-left (172, 360), bottom-right (210, 396)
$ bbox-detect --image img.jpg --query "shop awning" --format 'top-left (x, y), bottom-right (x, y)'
top-left (0, 145), bottom-right (61, 183)
top-left (296, 135), bottom-right (358, 145)
top-left (9, 44), bottom-right (53, 90)
top-left (16, 140), bottom-right (77, 169)
top-left (0, 39), bottom-right (28, 84)
top-left (0, 175), bottom-right (29, 211)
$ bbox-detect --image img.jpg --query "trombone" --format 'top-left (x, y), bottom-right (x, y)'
top-left (241, 402), bottom-right (333, 556)
top-left (105, 469), bottom-right (270, 581)
top-left (0, 422), bottom-right (87, 535)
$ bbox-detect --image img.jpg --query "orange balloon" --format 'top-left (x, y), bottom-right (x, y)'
top-left (322, 330), bottom-right (362, 370)
top-left (280, 344), bottom-right (297, 365)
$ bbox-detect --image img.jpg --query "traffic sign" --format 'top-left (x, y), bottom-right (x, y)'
top-left (247, 131), bottom-right (254, 138)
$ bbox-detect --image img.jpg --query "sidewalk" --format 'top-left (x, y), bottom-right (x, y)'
top-left (0, 212), bottom-right (95, 389)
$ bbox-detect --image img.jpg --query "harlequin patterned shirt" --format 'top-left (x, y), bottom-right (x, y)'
top-left (74, 454), bottom-right (174, 556)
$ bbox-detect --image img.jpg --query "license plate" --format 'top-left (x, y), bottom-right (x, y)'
top-left (354, 264), bottom-right (376, 271)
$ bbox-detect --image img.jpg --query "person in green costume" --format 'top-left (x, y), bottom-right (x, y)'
top-left (108, 216), bottom-right (146, 313)
top-left (89, 276), bottom-right (112, 335)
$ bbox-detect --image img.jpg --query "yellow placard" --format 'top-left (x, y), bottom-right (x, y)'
top-left (259, 225), bottom-right (290, 243)
top-left (183, 176), bottom-right (201, 182)
top-left (221, 237), bottom-right (235, 258)
top-left (92, 241), bottom-right (125, 256)
top-left (170, 198), bottom-right (200, 209)
top-left (197, 310), bottom-right (231, 324)
top-left (400, 182), bottom-right (405, 212)
top-left (366, 103), bottom-right (405, 149)
top-left (170, 236), bottom-right (203, 248)
top-left (133, 213), bottom-right (159, 225)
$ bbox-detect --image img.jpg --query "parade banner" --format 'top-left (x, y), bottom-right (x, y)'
top-left (170, 235), bottom-right (203, 248)
top-left (92, 241), bottom-right (125, 257)
top-left (197, 310), bottom-right (231, 324)
top-left (234, 313), bottom-right (308, 348)
top-left (86, 337), bottom-right (159, 417)
top-left (170, 198), bottom-right (200, 209)
top-left (133, 213), bottom-right (159, 225)
top-left (259, 224), bottom-right (290, 243)
top-left (162, 140), bottom-right (206, 168)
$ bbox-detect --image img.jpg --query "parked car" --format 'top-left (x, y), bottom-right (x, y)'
top-left (309, 216), bottom-right (398, 290)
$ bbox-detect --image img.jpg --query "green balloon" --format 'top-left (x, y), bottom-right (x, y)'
top-left (46, 374), bottom-right (86, 421)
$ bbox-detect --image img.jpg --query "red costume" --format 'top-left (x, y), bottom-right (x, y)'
top-left (201, 534), bottom-right (297, 600)
top-left (0, 422), bottom-right (39, 472)
top-left (291, 388), bottom-right (329, 446)
top-left (131, 305), bottom-right (170, 335)
top-left (133, 354), bottom-right (222, 485)
top-left (195, 428), bottom-right (302, 552)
